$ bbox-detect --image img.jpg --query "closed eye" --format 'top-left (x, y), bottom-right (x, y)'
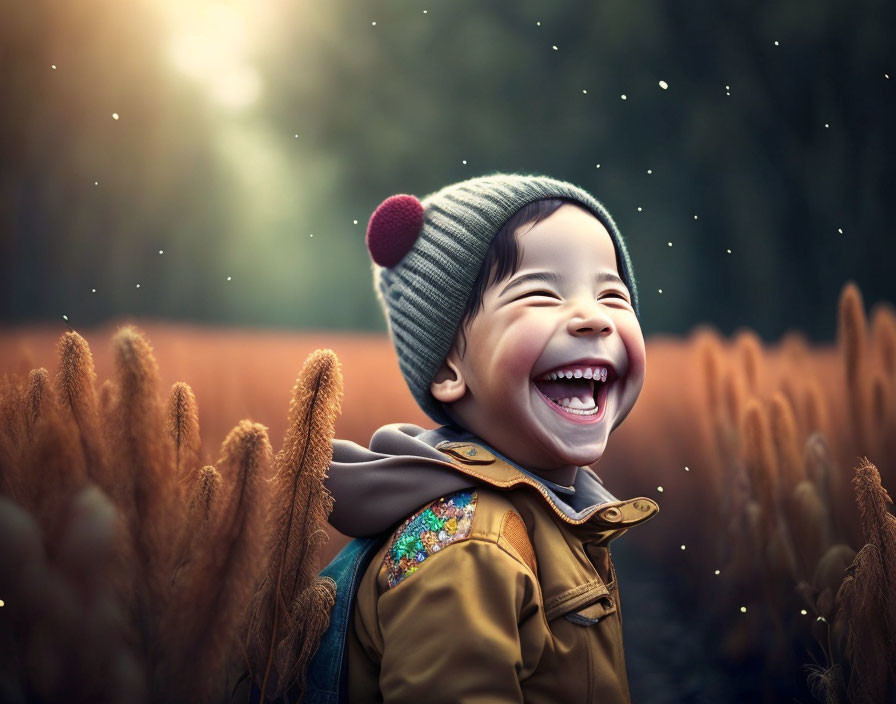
top-left (516, 290), bottom-right (560, 300)
top-left (603, 292), bottom-right (628, 300)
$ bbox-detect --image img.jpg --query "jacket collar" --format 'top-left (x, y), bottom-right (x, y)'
top-left (416, 425), bottom-right (659, 528)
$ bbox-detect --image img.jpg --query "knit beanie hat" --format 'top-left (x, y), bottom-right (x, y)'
top-left (366, 172), bottom-right (640, 425)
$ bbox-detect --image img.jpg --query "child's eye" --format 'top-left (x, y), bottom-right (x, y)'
top-left (602, 291), bottom-right (629, 301)
top-left (516, 290), bottom-right (559, 300)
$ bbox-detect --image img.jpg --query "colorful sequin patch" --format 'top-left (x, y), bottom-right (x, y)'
top-left (383, 489), bottom-right (478, 589)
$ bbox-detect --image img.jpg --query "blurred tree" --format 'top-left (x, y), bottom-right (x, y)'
top-left (0, 0), bottom-right (238, 326)
top-left (1, 0), bottom-right (893, 339)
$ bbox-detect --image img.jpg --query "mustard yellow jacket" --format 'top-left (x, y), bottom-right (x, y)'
top-left (327, 430), bottom-right (659, 704)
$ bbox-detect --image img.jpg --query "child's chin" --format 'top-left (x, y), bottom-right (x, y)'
top-left (553, 441), bottom-right (606, 468)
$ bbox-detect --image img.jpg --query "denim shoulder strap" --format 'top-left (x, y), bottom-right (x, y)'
top-left (303, 535), bottom-right (388, 704)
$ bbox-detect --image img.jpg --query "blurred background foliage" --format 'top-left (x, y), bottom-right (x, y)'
top-left (1, 0), bottom-right (893, 339)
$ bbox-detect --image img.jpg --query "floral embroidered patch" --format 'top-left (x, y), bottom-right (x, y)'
top-left (383, 489), bottom-right (478, 589)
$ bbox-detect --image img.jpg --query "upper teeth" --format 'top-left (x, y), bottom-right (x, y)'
top-left (542, 366), bottom-right (608, 382)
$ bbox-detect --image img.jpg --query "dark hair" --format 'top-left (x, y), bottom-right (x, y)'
top-left (454, 198), bottom-right (573, 356)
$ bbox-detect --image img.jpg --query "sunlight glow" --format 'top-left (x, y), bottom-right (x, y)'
top-left (165, 2), bottom-right (262, 110)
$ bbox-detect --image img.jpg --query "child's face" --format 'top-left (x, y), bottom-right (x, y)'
top-left (431, 204), bottom-right (646, 475)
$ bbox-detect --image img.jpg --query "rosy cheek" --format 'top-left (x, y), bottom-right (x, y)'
top-left (624, 326), bottom-right (647, 376)
top-left (496, 324), bottom-right (548, 378)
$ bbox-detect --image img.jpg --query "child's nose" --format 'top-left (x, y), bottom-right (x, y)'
top-left (567, 300), bottom-right (613, 337)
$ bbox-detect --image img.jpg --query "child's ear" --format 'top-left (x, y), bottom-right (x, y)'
top-left (430, 350), bottom-right (466, 403)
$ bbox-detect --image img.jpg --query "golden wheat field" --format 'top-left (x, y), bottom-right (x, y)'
top-left (1, 281), bottom-right (894, 702)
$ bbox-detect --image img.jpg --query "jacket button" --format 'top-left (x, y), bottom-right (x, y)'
top-left (601, 506), bottom-right (622, 522)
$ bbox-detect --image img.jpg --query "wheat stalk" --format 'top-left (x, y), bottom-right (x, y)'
top-left (245, 348), bottom-right (342, 701)
top-left (868, 368), bottom-right (890, 464)
top-left (803, 377), bottom-right (829, 440)
top-left (852, 458), bottom-right (896, 651)
top-left (722, 359), bottom-right (744, 427)
top-left (160, 421), bottom-right (272, 701)
top-left (22, 368), bottom-right (90, 543)
top-left (811, 543), bottom-right (856, 621)
top-left (0, 489), bottom-right (145, 703)
top-left (779, 375), bottom-right (806, 442)
top-left (696, 327), bottom-right (725, 418)
top-left (870, 303), bottom-right (896, 378)
top-left (696, 330), bottom-right (732, 509)
top-left (26, 367), bottom-right (49, 429)
top-left (837, 544), bottom-right (892, 703)
top-left (0, 372), bottom-right (27, 498)
top-left (168, 465), bottom-right (221, 600)
top-left (790, 480), bottom-right (834, 580)
top-left (805, 663), bottom-right (845, 704)
top-left (107, 325), bottom-right (183, 673)
top-left (838, 282), bottom-right (869, 456)
top-left (189, 465), bottom-right (222, 523)
top-left (770, 392), bottom-right (805, 503)
top-left (735, 329), bottom-right (764, 394)
top-left (55, 331), bottom-right (116, 495)
top-left (742, 399), bottom-right (780, 532)
top-left (804, 429), bottom-right (863, 550)
top-left (1, 325), bottom-right (350, 702)
top-left (167, 381), bottom-right (202, 481)
top-left (274, 575), bottom-right (337, 695)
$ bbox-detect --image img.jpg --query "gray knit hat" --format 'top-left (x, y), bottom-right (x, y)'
top-left (366, 172), bottom-right (640, 425)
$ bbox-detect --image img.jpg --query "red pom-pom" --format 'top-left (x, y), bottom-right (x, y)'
top-left (366, 194), bottom-right (424, 268)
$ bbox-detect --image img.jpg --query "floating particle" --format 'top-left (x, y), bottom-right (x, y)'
top-left (423, 9), bottom-right (428, 13)
top-left (112, 113), bottom-right (119, 120)
top-left (536, 21), bottom-right (541, 26)
top-left (91, 288), bottom-right (96, 293)
top-left (0, 599), bottom-right (4, 606)
top-left (740, 606), bottom-right (747, 613)
top-left (667, 241), bottom-right (672, 247)
top-left (227, 276), bottom-right (232, 281)
top-left (582, 89), bottom-right (588, 94)
top-left (886, 73), bottom-right (890, 79)
top-left (680, 544), bottom-right (686, 550)
top-left (658, 289), bottom-right (663, 294)
top-left (294, 134), bottom-right (299, 138)
top-left (658, 80), bottom-right (669, 90)
top-left (62, 314), bottom-right (68, 321)
top-left (620, 94), bottom-right (627, 100)
top-left (657, 486), bottom-right (664, 492)
top-left (714, 569), bottom-right (720, 575)
top-left (774, 40), bottom-right (779, 46)
top-left (838, 227), bottom-right (844, 234)
top-left (637, 206), bottom-right (642, 212)
top-left (726, 249), bottom-right (732, 254)
top-left (371, 21), bottom-right (376, 26)
top-left (647, 169), bottom-right (652, 174)
top-left (158, 249), bottom-right (164, 254)
top-left (552, 45), bottom-right (558, 51)
top-left (684, 466), bottom-right (690, 471)
top-left (462, 160), bottom-right (467, 165)
top-left (51, 64), bottom-right (57, 70)
top-left (824, 123), bottom-right (829, 128)
top-left (353, 219), bottom-right (358, 225)
top-left (693, 214), bottom-right (699, 220)
top-left (595, 164), bottom-right (600, 169)
top-left (94, 181), bottom-right (98, 186)
top-left (136, 283), bottom-right (141, 288)
top-left (817, 616), bottom-right (827, 623)
top-left (725, 85), bottom-right (730, 90)
top-left (310, 233), bottom-right (314, 237)
top-left (800, 609), bottom-right (808, 615)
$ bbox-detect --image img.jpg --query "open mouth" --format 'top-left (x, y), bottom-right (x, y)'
top-left (532, 364), bottom-right (615, 424)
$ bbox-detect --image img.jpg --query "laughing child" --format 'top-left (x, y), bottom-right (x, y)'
top-left (324, 173), bottom-right (659, 703)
